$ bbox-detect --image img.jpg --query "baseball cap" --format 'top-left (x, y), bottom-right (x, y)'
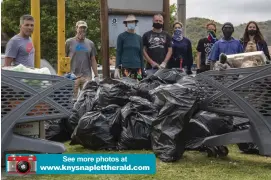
top-left (76, 20), bottom-right (88, 28)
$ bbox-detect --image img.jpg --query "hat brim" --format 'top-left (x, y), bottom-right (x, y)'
top-left (123, 20), bottom-right (138, 24)
top-left (78, 25), bottom-right (88, 28)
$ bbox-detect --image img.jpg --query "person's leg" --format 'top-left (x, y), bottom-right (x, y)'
top-left (73, 77), bottom-right (81, 100)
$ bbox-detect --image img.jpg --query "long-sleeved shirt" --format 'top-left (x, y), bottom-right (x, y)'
top-left (115, 31), bottom-right (144, 69)
top-left (208, 38), bottom-right (244, 61)
top-left (168, 37), bottom-right (193, 69)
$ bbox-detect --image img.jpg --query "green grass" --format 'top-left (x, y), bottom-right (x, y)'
top-left (3, 142), bottom-right (271, 180)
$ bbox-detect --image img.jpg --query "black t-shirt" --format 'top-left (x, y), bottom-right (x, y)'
top-left (142, 30), bottom-right (172, 69)
top-left (196, 38), bottom-right (215, 65)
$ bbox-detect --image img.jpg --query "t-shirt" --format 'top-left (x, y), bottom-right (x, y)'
top-left (5, 34), bottom-right (35, 67)
top-left (115, 31), bottom-right (144, 69)
top-left (208, 38), bottom-right (244, 62)
top-left (196, 38), bottom-right (215, 65)
top-left (65, 37), bottom-right (97, 77)
top-left (142, 30), bottom-right (172, 69)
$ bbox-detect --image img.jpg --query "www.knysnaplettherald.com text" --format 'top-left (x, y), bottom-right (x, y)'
top-left (39, 164), bottom-right (150, 172)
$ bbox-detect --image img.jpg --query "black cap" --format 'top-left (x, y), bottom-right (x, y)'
top-left (222, 22), bottom-right (234, 30)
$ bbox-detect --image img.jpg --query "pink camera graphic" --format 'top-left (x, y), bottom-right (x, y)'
top-left (7, 154), bottom-right (37, 174)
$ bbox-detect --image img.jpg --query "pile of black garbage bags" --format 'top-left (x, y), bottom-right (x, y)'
top-left (45, 69), bottom-right (257, 162)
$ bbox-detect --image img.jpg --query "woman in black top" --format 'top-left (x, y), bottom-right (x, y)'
top-left (167, 22), bottom-right (193, 75)
top-left (241, 21), bottom-right (270, 61)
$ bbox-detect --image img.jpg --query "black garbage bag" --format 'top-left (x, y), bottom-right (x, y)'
top-left (185, 111), bottom-right (234, 150)
top-left (94, 78), bottom-right (137, 107)
top-left (45, 118), bottom-right (71, 142)
top-left (137, 75), bottom-right (166, 100)
top-left (149, 79), bottom-right (199, 162)
top-left (118, 96), bottom-right (158, 150)
top-left (67, 81), bottom-right (99, 134)
top-left (153, 68), bottom-right (185, 84)
top-left (70, 104), bottom-right (122, 150)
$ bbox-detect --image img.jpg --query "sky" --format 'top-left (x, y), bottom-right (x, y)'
top-left (170, 0), bottom-right (271, 25)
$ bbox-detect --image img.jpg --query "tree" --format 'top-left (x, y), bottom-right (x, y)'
top-left (1, 0), bottom-right (101, 67)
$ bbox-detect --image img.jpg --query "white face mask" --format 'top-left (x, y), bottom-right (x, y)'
top-left (127, 23), bottom-right (136, 30)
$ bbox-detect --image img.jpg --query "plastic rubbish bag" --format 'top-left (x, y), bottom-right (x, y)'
top-left (149, 79), bottom-right (199, 162)
top-left (94, 78), bottom-right (137, 107)
top-left (185, 111), bottom-right (234, 150)
top-left (70, 104), bottom-right (122, 150)
top-left (153, 68), bottom-right (185, 84)
top-left (45, 118), bottom-right (71, 142)
top-left (137, 75), bottom-right (166, 100)
top-left (67, 81), bottom-right (99, 134)
top-left (118, 96), bottom-right (158, 150)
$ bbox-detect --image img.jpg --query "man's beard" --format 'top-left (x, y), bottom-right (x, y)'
top-left (77, 32), bottom-right (86, 40)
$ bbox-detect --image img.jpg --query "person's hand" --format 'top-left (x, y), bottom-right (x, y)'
top-left (94, 76), bottom-right (100, 84)
top-left (151, 61), bottom-right (160, 69)
top-left (160, 61), bottom-right (167, 68)
top-left (214, 62), bottom-right (230, 71)
top-left (114, 68), bottom-right (120, 79)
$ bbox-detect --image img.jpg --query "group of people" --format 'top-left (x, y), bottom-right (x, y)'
top-left (4, 14), bottom-right (271, 99)
top-left (115, 14), bottom-right (271, 80)
top-left (114, 14), bottom-right (194, 81)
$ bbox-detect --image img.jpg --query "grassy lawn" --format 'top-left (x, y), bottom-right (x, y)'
top-left (3, 142), bottom-right (271, 180)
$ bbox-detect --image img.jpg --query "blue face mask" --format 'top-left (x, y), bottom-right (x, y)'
top-left (127, 23), bottom-right (136, 30)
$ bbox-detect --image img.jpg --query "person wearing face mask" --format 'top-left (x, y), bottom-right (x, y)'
top-left (4, 15), bottom-right (35, 67)
top-left (208, 22), bottom-right (244, 69)
top-left (114, 15), bottom-right (144, 80)
top-left (167, 22), bottom-right (193, 75)
top-left (196, 21), bottom-right (218, 73)
top-left (241, 21), bottom-right (270, 61)
top-left (142, 14), bottom-right (172, 76)
top-left (65, 20), bottom-right (99, 99)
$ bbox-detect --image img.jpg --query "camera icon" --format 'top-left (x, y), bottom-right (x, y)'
top-left (7, 154), bottom-right (37, 174)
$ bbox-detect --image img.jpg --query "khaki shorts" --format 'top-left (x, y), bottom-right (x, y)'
top-left (73, 76), bottom-right (91, 99)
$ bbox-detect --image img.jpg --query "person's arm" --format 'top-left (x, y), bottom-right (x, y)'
top-left (262, 41), bottom-right (271, 60)
top-left (208, 42), bottom-right (220, 70)
top-left (139, 36), bottom-right (144, 69)
top-left (196, 39), bottom-right (202, 69)
top-left (237, 41), bottom-right (244, 53)
top-left (188, 39), bottom-right (194, 68)
top-left (4, 38), bottom-right (19, 66)
top-left (142, 33), bottom-right (157, 66)
top-left (208, 42), bottom-right (220, 61)
top-left (90, 42), bottom-right (98, 77)
top-left (65, 39), bottom-right (70, 57)
top-left (115, 34), bottom-right (123, 68)
top-left (162, 33), bottom-right (172, 64)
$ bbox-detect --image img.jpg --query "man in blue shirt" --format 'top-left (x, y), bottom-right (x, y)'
top-left (208, 22), bottom-right (244, 69)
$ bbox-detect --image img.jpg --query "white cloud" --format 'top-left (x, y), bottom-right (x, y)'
top-left (170, 0), bottom-right (271, 25)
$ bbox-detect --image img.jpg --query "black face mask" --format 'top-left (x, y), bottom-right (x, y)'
top-left (222, 30), bottom-right (233, 39)
top-left (153, 23), bottom-right (163, 29)
top-left (248, 29), bottom-right (257, 36)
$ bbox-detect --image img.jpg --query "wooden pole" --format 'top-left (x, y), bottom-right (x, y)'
top-left (57, 0), bottom-right (66, 76)
top-left (163, 0), bottom-right (170, 32)
top-left (100, 0), bottom-right (110, 78)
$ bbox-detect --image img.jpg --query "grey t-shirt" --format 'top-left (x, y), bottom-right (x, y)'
top-left (65, 37), bottom-right (97, 77)
top-left (5, 34), bottom-right (35, 67)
